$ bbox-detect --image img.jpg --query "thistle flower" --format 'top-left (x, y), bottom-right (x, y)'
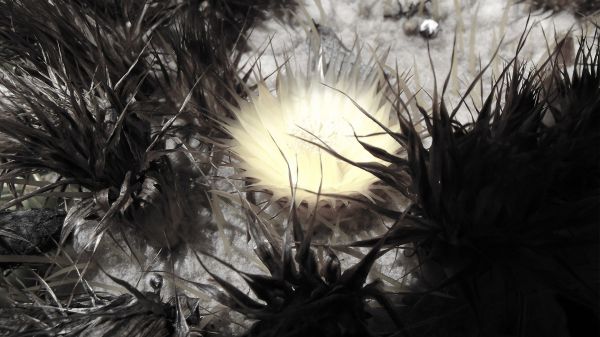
top-left (225, 51), bottom-right (402, 205)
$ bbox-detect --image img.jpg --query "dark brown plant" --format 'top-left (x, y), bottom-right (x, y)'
top-left (191, 202), bottom-right (405, 337)
top-left (350, 29), bottom-right (600, 336)
top-left (0, 0), bottom-right (297, 248)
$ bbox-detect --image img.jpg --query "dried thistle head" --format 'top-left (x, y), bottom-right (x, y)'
top-left (225, 48), bottom-right (402, 208)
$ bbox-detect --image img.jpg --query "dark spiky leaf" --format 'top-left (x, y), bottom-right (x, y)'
top-left (355, 31), bottom-right (600, 336)
top-left (194, 206), bottom-right (404, 337)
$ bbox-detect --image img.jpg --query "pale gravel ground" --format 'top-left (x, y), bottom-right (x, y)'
top-left (243, 0), bottom-right (591, 121)
top-left (73, 0), bottom-right (595, 332)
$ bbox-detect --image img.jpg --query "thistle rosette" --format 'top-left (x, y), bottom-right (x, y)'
top-left (352, 32), bottom-right (600, 336)
top-left (193, 207), bottom-right (404, 337)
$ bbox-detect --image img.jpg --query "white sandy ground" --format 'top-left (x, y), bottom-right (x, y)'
top-left (69, 0), bottom-right (598, 333)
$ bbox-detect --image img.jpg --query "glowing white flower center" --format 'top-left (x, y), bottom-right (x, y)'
top-left (227, 66), bottom-right (400, 204)
top-left (285, 93), bottom-right (355, 150)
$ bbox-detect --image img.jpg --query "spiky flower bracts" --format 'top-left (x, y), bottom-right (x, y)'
top-left (225, 45), bottom-right (402, 206)
top-left (195, 206), bottom-right (403, 337)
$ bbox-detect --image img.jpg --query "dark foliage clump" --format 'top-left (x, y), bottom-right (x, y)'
top-left (0, 0), bottom-right (297, 248)
top-left (352, 31), bottom-right (600, 336)
top-left (192, 206), bottom-right (404, 337)
top-left (524, 0), bottom-right (600, 16)
top-left (0, 279), bottom-right (200, 337)
top-left (0, 1), bottom-right (598, 336)
top-left (0, 209), bottom-right (64, 257)
top-left (1, 294), bottom-right (172, 336)
top-left (194, 0), bottom-right (298, 51)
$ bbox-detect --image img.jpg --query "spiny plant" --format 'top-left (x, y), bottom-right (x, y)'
top-left (191, 198), bottom-right (406, 337)
top-left (523, 0), bottom-right (600, 16)
top-left (0, 267), bottom-right (202, 337)
top-left (0, 0), bottom-right (297, 248)
top-left (2, 294), bottom-right (174, 337)
top-left (350, 29), bottom-right (600, 336)
top-left (0, 0), bottom-right (185, 249)
top-left (192, 0), bottom-right (298, 52)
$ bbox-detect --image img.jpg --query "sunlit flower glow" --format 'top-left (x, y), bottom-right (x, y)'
top-left (226, 56), bottom-right (401, 204)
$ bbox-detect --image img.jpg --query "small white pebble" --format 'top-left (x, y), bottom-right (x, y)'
top-left (419, 19), bottom-right (439, 39)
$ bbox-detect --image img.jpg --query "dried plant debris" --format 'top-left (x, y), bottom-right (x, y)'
top-left (196, 0), bottom-right (298, 51)
top-left (384, 0), bottom-right (435, 20)
top-left (524, 0), bottom-right (600, 16)
top-left (0, 287), bottom-right (200, 337)
top-left (350, 30), bottom-right (600, 336)
top-left (0, 256), bottom-right (219, 337)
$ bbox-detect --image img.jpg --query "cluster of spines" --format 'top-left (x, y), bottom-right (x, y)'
top-left (0, 1), bottom-right (597, 337)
